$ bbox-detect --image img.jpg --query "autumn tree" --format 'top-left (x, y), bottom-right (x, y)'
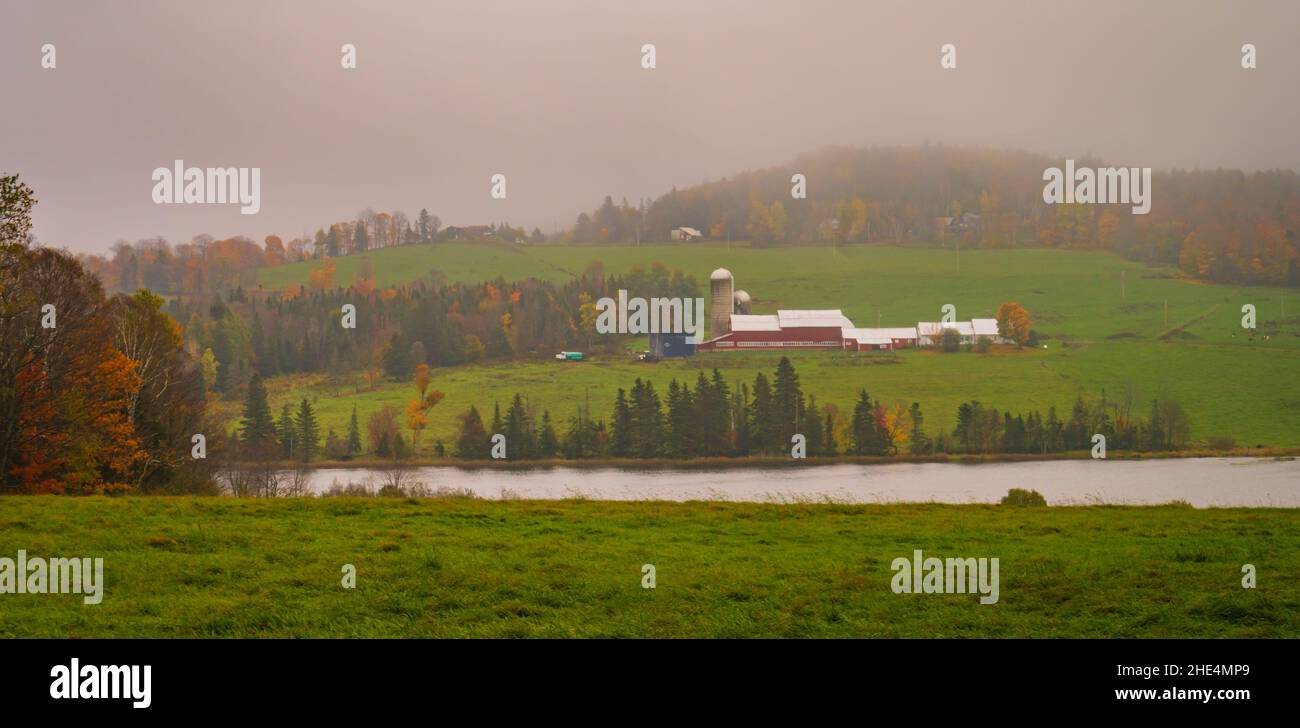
top-left (108, 289), bottom-right (207, 490)
top-left (0, 173), bottom-right (36, 244)
top-left (995, 301), bottom-right (1032, 347)
top-left (1, 247), bottom-right (149, 492)
top-left (309, 258), bottom-right (336, 290)
top-left (406, 364), bottom-right (445, 451)
top-left (352, 256), bottom-right (376, 296)
top-left (263, 235), bottom-right (285, 265)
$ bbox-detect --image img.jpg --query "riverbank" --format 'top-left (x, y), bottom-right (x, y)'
top-left (1, 498), bottom-right (1296, 637)
top-left (285, 447), bottom-right (1300, 471)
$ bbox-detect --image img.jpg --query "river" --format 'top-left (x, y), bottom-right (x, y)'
top-left (296, 457), bottom-right (1300, 507)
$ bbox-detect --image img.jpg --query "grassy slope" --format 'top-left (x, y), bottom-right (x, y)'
top-left (240, 244), bottom-right (1300, 450)
top-left (1, 497), bottom-right (1295, 638)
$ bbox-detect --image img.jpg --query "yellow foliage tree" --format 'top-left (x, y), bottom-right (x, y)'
top-left (995, 302), bottom-right (1032, 347)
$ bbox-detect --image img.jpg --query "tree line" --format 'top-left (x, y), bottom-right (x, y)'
top-left (165, 260), bottom-right (697, 398)
top-left (442, 356), bottom-right (1192, 461)
top-left (77, 210), bottom-right (547, 298)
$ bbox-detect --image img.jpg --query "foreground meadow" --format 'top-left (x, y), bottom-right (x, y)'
top-left (1, 497), bottom-right (1296, 637)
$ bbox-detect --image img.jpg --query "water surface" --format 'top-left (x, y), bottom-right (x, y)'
top-left (300, 457), bottom-right (1300, 507)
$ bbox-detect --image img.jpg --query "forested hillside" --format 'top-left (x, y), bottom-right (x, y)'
top-left (572, 146), bottom-right (1300, 287)
top-left (75, 146), bottom-right (1300, 296)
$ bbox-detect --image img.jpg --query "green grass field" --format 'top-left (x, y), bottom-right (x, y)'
top-left (1, 497), bottom-right (1295, 637)
top-left (235, 243), bottom-right (1300, 451)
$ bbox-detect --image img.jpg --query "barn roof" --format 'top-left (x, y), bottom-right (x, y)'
top-left (875, 327), bottom-right (919, 339)
top-left (729, 314), bottom-right (781, 331)
top-left (918, 321), bottom-right (976, 336)
top-left (972, 318), bottom-right (999, 336)
top-left (777, 309), bottom-right (854, 328)
top-left (842, 328), bottom-right (894, 345)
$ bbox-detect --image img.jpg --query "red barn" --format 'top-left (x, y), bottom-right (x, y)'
top-left (699, 310), bottom-right (900, 351)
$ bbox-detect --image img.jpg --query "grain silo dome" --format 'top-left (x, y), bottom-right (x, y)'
top-left (710, 268), bottom-right (733, 281)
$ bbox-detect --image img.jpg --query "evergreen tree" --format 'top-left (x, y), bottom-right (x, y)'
top-left (907, 402), bottom-right (928, 455)
top-left (664, 379), bottom-right (694, 458)
top-left (562, 408), bottom-right (590, 459)
top-left (823, 410), bottom-right (838, 455)
top-left (709, 369), bottom-right (733, 454)
top-left (537, 410), bottom-right (558, 458)
top-left (628, 378), bottom-right (664, 458)
top-left (772, 356), bottom-right (803, 445)
top-left (212, 322), bottom-right (235, 393)
top-left (851, 389), bottom-right (880, 455)
top-left (693, 370), bottom-right (730, 456)
top-left (802, 394), bottom-right (823, 455)
top-left (277, 403), bottom-right (296, 459)
top-left (610, 388), bottom-right (632, 457)
top-left (1045, 406), bottom-right (1064, 452)
top-left (1067, 395), bottom-right (1089, 450)
top-left (455, 406), bottom-right (490, 459)
top-left (381, 332), bottom-right (413, 381)
top-left (239, 373), bottom-right (277, 455)
top-left (346, 405), bottom-right (362, 458)
top-left (504, 393), bottom-right (534, 458)
top-left (733, 382), bottom-right (750, 455)
top-left (749, 372), bottom-right (777, 454)
top-left (295, 397), bottom-right (320, 462)
top-left (954, 402), bottom-right (975, 453)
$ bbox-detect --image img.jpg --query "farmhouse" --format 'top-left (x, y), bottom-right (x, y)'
top-left (917, 318), bottom-right (1001, 346)
top-left (444, 225), bottom-right (494, 239)
top-left (671, 227), bottom-right (704, 241)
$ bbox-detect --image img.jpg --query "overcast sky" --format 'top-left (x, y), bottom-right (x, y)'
top-left (2, 0), bottom-right (1297, 253)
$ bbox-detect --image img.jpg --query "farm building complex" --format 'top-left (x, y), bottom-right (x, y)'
top-left (698, 268), bottom-right (1004, 352)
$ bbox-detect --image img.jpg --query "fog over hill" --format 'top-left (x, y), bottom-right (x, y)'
top-left (2, 0), bottom-right (1298, 251)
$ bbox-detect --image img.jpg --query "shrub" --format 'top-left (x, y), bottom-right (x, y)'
top-left (1001, 488), bottom-right (1047, 506)
top-left (1208, 436), bottom-right (1236, 451)
top-left (941, 328), bottom-right (961, 353)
